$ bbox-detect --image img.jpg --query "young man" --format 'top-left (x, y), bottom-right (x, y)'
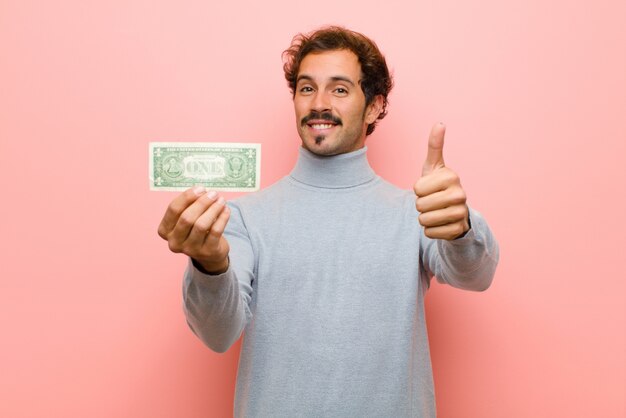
top-left (158, 26), bottom-right (499, 417)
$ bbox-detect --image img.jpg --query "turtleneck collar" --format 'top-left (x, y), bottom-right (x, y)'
top-left (289, 146), bottom-right (377, 189)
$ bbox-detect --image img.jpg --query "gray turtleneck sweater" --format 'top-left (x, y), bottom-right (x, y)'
top-left (183, 147), bottom-right (499, 417)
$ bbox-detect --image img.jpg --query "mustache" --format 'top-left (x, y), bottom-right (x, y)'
top-left (301, 111), bottom-right (342, 126)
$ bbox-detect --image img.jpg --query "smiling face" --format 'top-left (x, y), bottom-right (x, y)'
top-left (294, 49), bottom-right (382, 156)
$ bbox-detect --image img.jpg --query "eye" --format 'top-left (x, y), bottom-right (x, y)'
top-left (299, 86), bottom-right (314, 94)
top-left (334, 87), bottom-right (348, 95)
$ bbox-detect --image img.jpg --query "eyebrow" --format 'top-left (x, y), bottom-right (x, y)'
top-left (296, 74), bottom-right (356, 86)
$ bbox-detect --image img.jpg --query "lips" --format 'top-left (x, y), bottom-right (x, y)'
top-left (307, 120), bottom-right (337, 130)
top-left (301, 112), bottom-right (342, 129)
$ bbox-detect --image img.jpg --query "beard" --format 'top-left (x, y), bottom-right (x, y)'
top-left (302, 110), bottom-right (342, 147)
top-left (297, 108), bottom-right (368, 156)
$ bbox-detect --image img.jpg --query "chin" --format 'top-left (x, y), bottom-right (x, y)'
top-left (304, 141), bottom-right (355, 157)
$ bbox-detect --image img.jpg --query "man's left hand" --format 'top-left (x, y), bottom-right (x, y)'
top-left (413, 123), bottom-right (470, 240)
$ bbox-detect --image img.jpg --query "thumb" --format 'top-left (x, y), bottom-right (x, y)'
top-left (422, 122), bottom-right (446, 176)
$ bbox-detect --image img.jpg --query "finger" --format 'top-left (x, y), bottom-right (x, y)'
top-left (185, 196), bottom-right (228, 247)
top-left (169, 191), bottom-right (219, 244)
top-left (423, 222), bottom-right (467, 241)
top-left (415, 187), bottom-right (467, 213)
top-left (418, 204), bottom-right (468, 228)
top-left (422, 123), bottom-right (446, 177)
top-left (204, 205), bottom-right (231, 248)
top-left (158, 186), bottom-right (207, 239)
top-left (413, 167), bottom-right (459, 197)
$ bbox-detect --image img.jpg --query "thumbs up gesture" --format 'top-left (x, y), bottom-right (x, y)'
top-left (413, 123), bottom-right (470, 240)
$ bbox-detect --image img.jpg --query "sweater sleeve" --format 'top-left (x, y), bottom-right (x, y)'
top-left (419, 207), bottom-right (499, 291)
top-left (182, 203), bottom-right (255, 353)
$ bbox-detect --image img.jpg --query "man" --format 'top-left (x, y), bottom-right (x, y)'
top-left (158, 26), bottom-right (499, 417)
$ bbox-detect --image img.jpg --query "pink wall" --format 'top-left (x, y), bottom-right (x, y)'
top-left (1, 0), bottom-right (624, 417)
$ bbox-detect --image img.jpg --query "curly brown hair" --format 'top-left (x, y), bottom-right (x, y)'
top-left (283, 26), bottom-right (393, 136)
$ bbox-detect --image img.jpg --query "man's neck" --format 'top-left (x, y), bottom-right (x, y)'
top-left (289, 146), bottom-right (376, 189)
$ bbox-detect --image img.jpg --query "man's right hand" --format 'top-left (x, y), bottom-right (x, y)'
top-left (158, 186), bottom-right (231, 274)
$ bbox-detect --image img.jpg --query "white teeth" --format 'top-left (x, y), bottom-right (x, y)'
top-left (311, 124), bottom-right (334, 129)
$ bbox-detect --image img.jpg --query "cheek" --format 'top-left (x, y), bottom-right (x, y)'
top-left (294, 101), bottom-right (308, 119)
top-left (342, 97), bottom-right (366, 117)
top-left (344, 105), bottom-right (366, 125)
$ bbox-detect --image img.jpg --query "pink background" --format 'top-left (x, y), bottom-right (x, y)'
top-left (1, 0), bottom-right (624, 417)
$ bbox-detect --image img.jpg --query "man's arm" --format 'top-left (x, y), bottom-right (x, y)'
top-left (182, 203), bottom-right (254, 352)
top-left (420, 207), bottom-right (499, 291)
top-left (414, 123), bottom-right (499, 290)
top-left (158, 188), bottom-right (254, 353)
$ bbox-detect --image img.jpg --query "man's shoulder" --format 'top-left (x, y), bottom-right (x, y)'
top-left (229, 175), bottom-right (291, 208)
top-left (376, 177), bottom-right (415, 201)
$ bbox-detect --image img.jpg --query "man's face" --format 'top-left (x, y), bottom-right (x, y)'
top-left (293, 49), bottom-right (382, 156)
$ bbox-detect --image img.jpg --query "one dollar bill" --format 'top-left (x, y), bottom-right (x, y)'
top-left (149, 142), bottom-right (261, 192)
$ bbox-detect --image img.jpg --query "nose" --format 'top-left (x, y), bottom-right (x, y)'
top-left (311, 91), bottom-right (331, 112)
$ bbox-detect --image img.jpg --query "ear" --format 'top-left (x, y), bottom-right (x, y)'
top-left (364, 95), bottom-right (384, 124)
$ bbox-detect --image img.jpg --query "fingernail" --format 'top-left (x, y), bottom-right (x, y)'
top-left (193, 185), bottom-right (206, 195)
top-left (207, 190), bottom-right (217, 199)
top-left (217, 196), bottom-right (225, 205)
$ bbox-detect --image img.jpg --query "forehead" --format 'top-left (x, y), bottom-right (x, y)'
top-left (297, 49), bottom-right (361, 82)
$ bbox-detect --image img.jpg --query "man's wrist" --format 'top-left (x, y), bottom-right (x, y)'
top-left (192, 257), bottom-right (230, 275)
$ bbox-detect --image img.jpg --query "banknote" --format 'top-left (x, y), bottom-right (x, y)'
top-left (149, 142), bottom-right (261, 192)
